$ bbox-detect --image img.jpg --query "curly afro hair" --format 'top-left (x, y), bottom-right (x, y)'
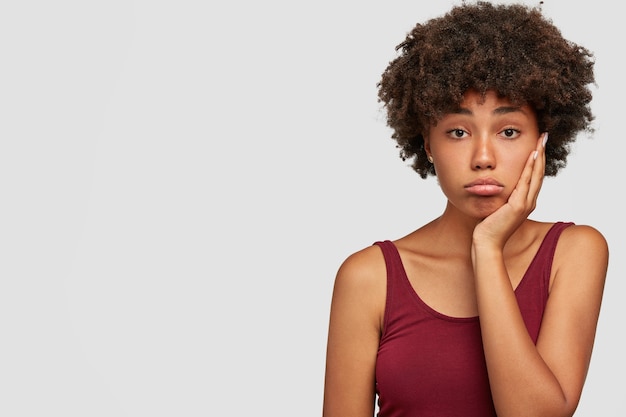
top-left (377, 1), bottom-right (595, 178)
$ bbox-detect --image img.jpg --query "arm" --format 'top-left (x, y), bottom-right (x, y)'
top-left (472, 135), bottom-right (609, 416)
top-left (322, 248), bottom-right (386, 417)
top-left (473, 225), bottom-right (607, 417)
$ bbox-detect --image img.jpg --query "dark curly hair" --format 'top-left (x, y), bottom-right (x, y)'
top-left (377, 1), bottom-right (595, 178)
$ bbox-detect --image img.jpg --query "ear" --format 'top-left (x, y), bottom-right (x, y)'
top-left (423, 134), bottom-right (431, 157)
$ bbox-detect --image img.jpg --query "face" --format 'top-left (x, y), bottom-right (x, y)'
top-left (424, 90), bottom-right (540, 219)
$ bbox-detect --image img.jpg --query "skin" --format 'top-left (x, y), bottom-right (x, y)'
top-left (323, 90), bottom-right (608, 417)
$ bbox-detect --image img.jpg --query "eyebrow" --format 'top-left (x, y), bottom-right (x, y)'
top-left (452, 106), bottom-right (526, 116)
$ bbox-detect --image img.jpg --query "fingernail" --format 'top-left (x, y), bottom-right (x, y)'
top-left (542, 132), bottom-right (549, 147)
top-left (533, 150), bottom-right (539, 160)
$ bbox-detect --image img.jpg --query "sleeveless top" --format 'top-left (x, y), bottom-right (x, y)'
top-left (374, 222), bottom-right (573, 417)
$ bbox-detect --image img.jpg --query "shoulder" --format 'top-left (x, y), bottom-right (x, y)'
top-left (557, 223), bottom-right (608, 259)
top-left (331, 244), bottom-right (388, 326)
top-left (335, 243), bottom-right (387, 292)
top-left (552, 223), bottom-right (608, 288)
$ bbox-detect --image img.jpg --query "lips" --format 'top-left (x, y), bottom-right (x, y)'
top-left (464, 178), bottom-right (505, 196)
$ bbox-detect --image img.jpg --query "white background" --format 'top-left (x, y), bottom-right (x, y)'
top-left (0, 1), bottom-right (623, 416)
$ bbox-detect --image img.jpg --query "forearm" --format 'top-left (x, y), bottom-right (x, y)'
top-left (472, 246), bottom-right (572, 417)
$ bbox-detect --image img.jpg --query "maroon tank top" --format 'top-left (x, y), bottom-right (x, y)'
top-left (374, 222), bottom-right (573, 417)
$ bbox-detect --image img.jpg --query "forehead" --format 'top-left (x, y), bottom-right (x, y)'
top-left (450, 90), bottom-right (535, 117)
top-left (459, 90), bottom-right (515, 108)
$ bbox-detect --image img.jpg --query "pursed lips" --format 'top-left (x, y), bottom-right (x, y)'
top-left (464, 178), bottom-right (505, 196)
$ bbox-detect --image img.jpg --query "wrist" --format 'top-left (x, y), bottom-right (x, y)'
top-left (471, 235), bottom-right (504, 252)
top-left (471, 238), bottom-right (504, 265)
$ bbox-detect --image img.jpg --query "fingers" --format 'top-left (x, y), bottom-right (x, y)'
top-left (526, 132), bottom-right (548, 208)
top-left (510, 132), bottom-right (547, 211)
top-left (531, 132), bottom-right (548, 186)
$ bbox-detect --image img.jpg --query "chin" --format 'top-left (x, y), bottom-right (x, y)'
top-left (468, 198), bottom-right (504, 219)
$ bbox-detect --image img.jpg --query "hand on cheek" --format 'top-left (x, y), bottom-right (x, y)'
top-left (473, 133), bottom-right (548, 249)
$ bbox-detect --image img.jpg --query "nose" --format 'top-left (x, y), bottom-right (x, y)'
top-left (472, 135), bottom-right (495, 170)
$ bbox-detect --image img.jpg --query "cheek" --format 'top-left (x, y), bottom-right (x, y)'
top-left (431, 159), bottom-right (460, 194)
top-left (507, 152), bottom-right (526, 167)
top-left (430, 145), bottom-right (468, 182)
top-left (501, 150), bottom-right (532, 180)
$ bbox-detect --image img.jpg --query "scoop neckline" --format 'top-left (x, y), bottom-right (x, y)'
top-left (385, 222), bottom-right (562, 322)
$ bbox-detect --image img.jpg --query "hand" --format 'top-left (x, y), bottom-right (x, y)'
top-left (472, 132), bottom-right (548, 250)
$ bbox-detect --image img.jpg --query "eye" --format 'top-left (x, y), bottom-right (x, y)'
top-left (500, 128), bottom-right (521, 139)
top-left (447, 129), bottom-right (468, 139)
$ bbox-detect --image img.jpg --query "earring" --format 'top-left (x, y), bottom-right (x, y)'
top-left (427, 155), bottom-right (434, 163)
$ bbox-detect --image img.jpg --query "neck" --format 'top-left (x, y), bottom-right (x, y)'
top-left (426, 201), bottom-right (533, 256)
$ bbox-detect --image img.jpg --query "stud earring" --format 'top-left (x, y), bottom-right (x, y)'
top-left (427, 155), bottom-right (434, 163)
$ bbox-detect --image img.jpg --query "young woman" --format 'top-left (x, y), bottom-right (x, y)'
top-left (322, 2), bottom-right (608, 416)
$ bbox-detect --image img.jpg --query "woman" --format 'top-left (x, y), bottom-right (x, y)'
top-left (322, 2), bottom-right (608, 416)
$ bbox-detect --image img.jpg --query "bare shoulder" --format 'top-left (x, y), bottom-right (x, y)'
top-left (557, 224), bottom-right (608, 259)
top-left (331, 244), bottom-right (387, 326)
top-left (334, 244), bottom-right (387, 295)
top-left (553, 224), bottom-right (609, 287)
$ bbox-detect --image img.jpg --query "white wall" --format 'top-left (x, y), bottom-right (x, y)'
top-left (0, 1), bottom-right (622, 415)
